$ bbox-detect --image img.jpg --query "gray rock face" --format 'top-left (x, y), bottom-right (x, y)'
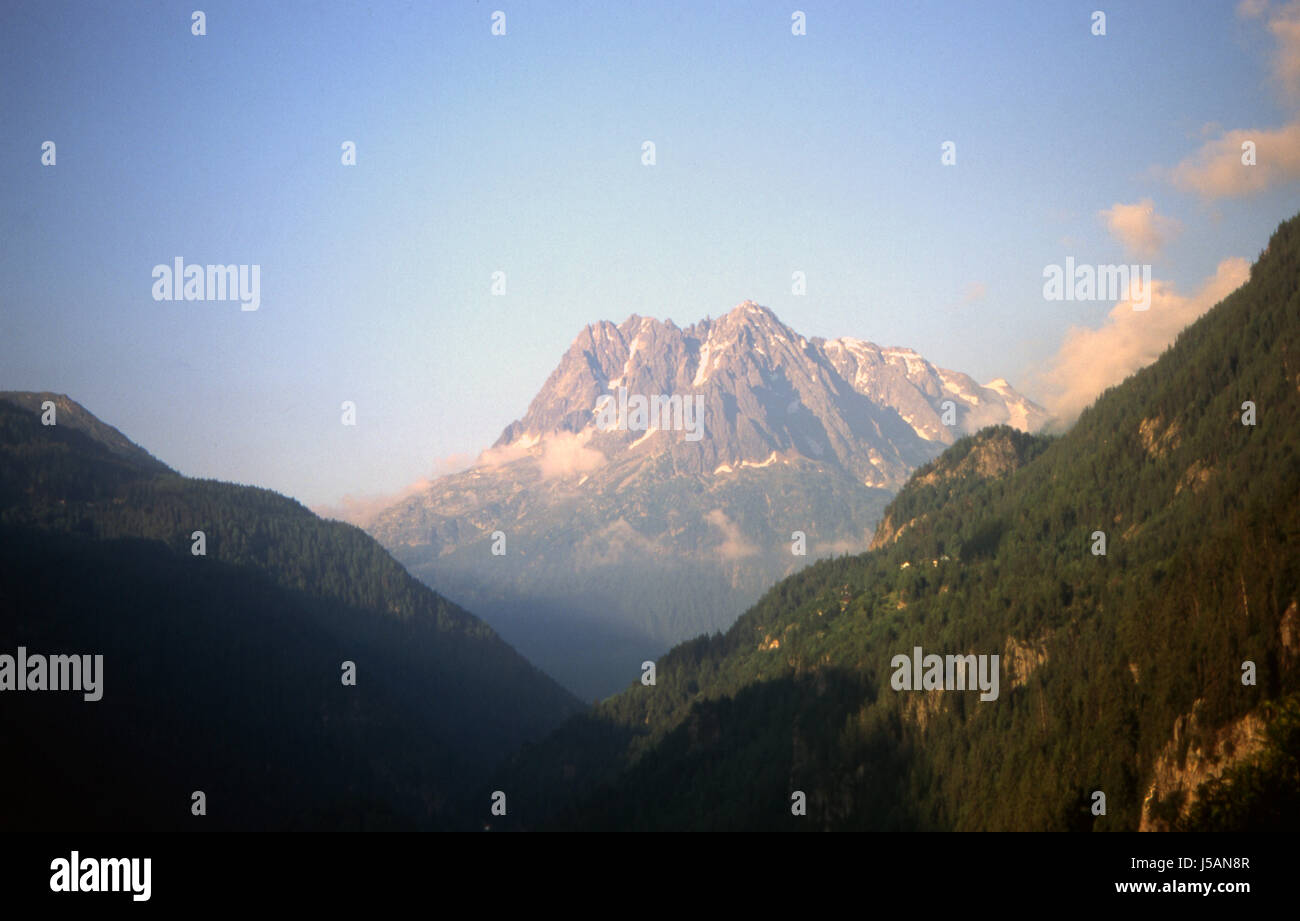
top-left (491, 300), bottom-right (1046, 488)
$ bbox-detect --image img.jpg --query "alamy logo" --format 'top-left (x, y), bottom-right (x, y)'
top-left (151, 257), bottom-right (261, 311)
top-left (0, 646), bottom-right (102, 701)
top-left (594, 386), bottom-right (706, 442)
top-left (1042, 258), bottom-right (1151, 310)
top-left (890, 646), bottom-right (1000, 701)
top-left (50, 852), bottom-right (150, 901)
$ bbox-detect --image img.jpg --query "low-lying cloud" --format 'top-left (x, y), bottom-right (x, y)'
top-left (313, 453), bottom-right (474, 527)
top-left (478, 430), bottom-right (605, 479)
top-left (705, 509), bottom-right (759, 560)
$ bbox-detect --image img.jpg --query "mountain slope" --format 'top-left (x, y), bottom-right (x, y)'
top-left (369, 303), bottom-right (1046, 700)
top-left (491, 214), bottom-right (1300, 830)
top-left (0, 395), bottom-right (582, 830)
top-left (0, 391), bottom-right (172, 476)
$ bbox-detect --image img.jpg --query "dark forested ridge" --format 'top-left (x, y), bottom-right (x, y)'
top-left (491, 213), bottom-right (1300, 831)
top-left (0, 394), bottom-right (582, 830)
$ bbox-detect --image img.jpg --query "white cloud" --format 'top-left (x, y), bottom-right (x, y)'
top-left (477, 430), bottom-right (605, 479)
top-left (536, 431), bottom-right (606, 478)
top-left (1035, 258), bottom-right (1250, 424)
top-left (311, 453), bottom-right (473, 526)
top-left (1268, 0), bottom-right (1300, 99)
top-left (1166, 1), bottom-right (1300, 199)
top-left (1169, 122), bottom-right (1300, 198)
top-left (1099, 199), bottom-right (1181, 259)
top-left (705, 509), bottom-right (759, 560)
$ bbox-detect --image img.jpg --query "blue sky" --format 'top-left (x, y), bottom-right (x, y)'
top-left (3, 0), bottom-right (1298, 507)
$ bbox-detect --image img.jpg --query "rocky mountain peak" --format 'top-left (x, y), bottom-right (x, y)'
top-left (487, 302), bottom-right (1047, 489)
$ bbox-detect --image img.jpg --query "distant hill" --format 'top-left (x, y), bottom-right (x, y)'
top-left (0, 395), bottom-right (582, 830)
top-left (490, 213), bottom-right (1300, 831)
top-left (368, 302), bottom-right (1047, 700)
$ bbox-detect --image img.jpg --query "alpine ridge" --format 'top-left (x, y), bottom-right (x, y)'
top-left (491, 300), bottom-right (1046, 487)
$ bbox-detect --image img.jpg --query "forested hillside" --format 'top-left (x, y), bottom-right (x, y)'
top-left (493, 214), bottom-right (1300, 831)
top-left (0, 394), bottom-right (582, 830)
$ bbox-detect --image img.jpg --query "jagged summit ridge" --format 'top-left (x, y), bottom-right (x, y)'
top-left (491, 301), bottom-right (1047, 489)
